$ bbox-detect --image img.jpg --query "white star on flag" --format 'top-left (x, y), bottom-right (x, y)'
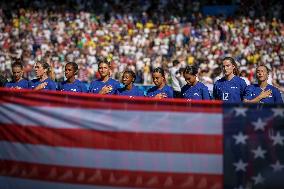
top-left (252, 173), bottom-right (265, 185)
top-left (233, 159), bottom-right (248, 172)
top-left (272, 108), bottom-right (284, 117)
top-left (233, 132), bottom-right (248, 145)
top-left (271, 160), bottom-right (284, 172)
top-left (251, 146), bottom-right (266, 159)
top-left (270, 132), bottom-right (284, 146)
top-left (252, 118), bottom-right (267, 131)
top-left (234, 107), bottom-right (248, 117)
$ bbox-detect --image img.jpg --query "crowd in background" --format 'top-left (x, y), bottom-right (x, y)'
top-left (0, 0), bottom-right (283, 92)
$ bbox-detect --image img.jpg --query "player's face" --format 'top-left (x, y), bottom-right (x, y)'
top-left (152, 72), bottom-right (164, 87)
top-left (256, 66), bottom-right (268, 82)
top-left (34, 63), bottom-right (46, 78)
top-left (222, 60), bottom-right (235, 76)
top-left (184, 73), bottom-right (196, 85)
top-left (65, 64), bottom-right (76, 80)
top-left (12, 66), bottom-right (23, 82)
top-left (122, 73), bottom-right (134, 86)
top-left (98, 63), bottom-right (110, 78)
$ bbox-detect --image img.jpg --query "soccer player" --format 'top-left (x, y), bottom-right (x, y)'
top-left (213, 57), bottom-right (247, 103)
top-left (243, 64), bottom-right (283, 104)
top-left (58, 62), bottom-right (87, 92)
top-left (5, 62), bottom-right (29, 89)
top-left (29, 61), bottom-right (57, 90)
top-left (116, 70), bottom-right (144, 97)
top-left (146, 67), bottom-right (173, 98)
top-left (181, 65), bottom-right (211, 100)
top-left (89, 59), bottom-right (120, 95)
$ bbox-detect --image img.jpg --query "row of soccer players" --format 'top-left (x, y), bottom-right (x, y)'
top-left (4, 57), bottom-right (283, 104)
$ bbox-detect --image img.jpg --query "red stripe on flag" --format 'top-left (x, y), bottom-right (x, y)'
top-left (0, 160), bottom-right (223, 189)
top-left (0, 124), bottom-right (222, 154)
top-left (0, 89), bottom-right (222, 113)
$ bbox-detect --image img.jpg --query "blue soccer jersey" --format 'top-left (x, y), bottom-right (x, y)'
top-left (244, 84), bottom-right (283, 104)
top-left (5, 79), bottom-right (29, 89)
top-left (29, 78), bottom-right (57, 90)
top-left (213, 76), bottom-right (247, 103)
top-left (89, 78), bottom-right (120, 95)
top-left (146, 85), bottom-right (173, 98)
top-left (58, 79), bottom-right (87, 93)
top-left (181, 81), bottom-right (211, 100)
top-left (116, 85), bottom-right (145, 97)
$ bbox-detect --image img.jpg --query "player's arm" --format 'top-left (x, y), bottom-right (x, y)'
top-left (243, 89), bottom-right (272, 103)
top-left (202, 86), bottom-right (211, 100)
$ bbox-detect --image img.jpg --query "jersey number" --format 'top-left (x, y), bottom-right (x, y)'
top-left (222, 93), bottom-right (229, 101)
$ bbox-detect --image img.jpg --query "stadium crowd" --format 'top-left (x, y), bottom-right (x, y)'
top-left (0, 0), bottom-right (284, 93)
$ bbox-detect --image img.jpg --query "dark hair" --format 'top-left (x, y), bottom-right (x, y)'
top-left (173, 60), bottom-right (180, 66)
top-left (12, 62), bottom-right (23, 69)
top-left (153, 67), bottom-right (165, 78)
top-left (183, 65), bottom-right (198, 75)
top-left (222, 57), bottom-right (240, 76)
top-left (123, 70), bottom-right (136, 82)
top-left (66, 62), bottom-right (79, 74)
top-left (98, 58), bottom-right (111, 68)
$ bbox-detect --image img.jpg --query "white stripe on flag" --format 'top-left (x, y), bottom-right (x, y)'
top-left (0, 142), bottom-right (222, 174)
top-left (0, 176), bottom-right (137, 189)
top-left (0, 104), bottom-right (222, 135)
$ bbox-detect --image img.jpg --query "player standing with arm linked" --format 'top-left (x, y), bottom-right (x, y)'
top-left (213, 57), bottom-right (247, 103)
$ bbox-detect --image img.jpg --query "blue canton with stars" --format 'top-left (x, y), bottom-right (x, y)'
top-left (224, 104), bottom-right (284, 189)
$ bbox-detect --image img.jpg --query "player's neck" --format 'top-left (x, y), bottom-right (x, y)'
top-left (14, 78), bottom-right (23, 83)
top-left (258, 81), bottom-right (268, 90)
top-left (157, 82), bottom-right (165, 90)
top-left (101, 76), bottom-right (109, 82)
top-left (40, 75), bottom-right (48, 82)
top-left (225, 74), bottom-right (235, 81)
top-left (67, 77), bottom-right (75, 83)
top-left (125, 83), bottom-right (133, 90)
top-left (191, 80), bottom-right (198, 86)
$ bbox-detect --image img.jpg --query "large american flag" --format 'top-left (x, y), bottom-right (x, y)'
top-left (224, 104), bottom-right (284, 189)
top-left (0, 89), bottom-right (223, 189)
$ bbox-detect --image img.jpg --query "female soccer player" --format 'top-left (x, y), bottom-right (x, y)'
top-left (243, 65), bottom-right (283, 104)
top-left (5, 62), bottom-right (29, 89)
top-left (58, 62), bottom-right (87, 92)
top-left (181, 65), bottom-right (211, 100)
top-left (89, 59), bottom-right (120, 95)
top-left (116, 70), bottom-right (144, 97)
top-left (29, 61), bottom-right (57, 90)
top-left (146, 67), bottom-right (173, 98)
top-left (213, 57), bottom-right (247, 103)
